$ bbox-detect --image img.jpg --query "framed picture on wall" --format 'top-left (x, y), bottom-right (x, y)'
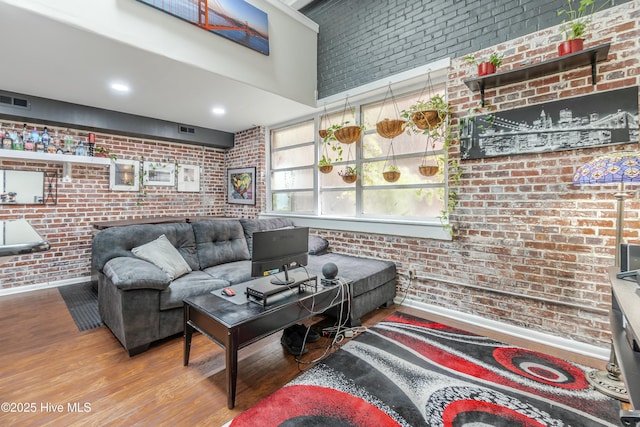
top-left (177, 164), bottom-right (200, 192)
top-left (110, 159), bottom-right (140, 191)
top-left (143, 162), bottom-right (175, 186)
top-left (135, 0), bottom-right (270, 56)
top-left (227, 167), bottom-right (256, 205)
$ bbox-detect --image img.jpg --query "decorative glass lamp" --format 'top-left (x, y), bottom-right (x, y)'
top-left (573, 150), bottom-right (640, 402)
top-left (573, 151), bottom-right (640, 265)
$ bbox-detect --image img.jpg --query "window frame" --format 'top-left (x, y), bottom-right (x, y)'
top-left (265, 79), bottom-right (452, 241)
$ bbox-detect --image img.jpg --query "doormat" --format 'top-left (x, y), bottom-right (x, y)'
top-left (59, 282), bottom-right (103, 332)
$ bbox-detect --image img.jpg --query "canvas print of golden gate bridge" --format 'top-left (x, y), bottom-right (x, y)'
top-left (460, 86), bottom-right (639, 160)
top-left (137, 0), bottom-right (269, 55)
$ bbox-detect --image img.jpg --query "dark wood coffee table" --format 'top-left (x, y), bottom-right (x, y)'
top-left (183, 273), bottom-right (347, 409)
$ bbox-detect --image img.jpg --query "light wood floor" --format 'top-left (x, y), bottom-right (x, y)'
top-left (0, 288), bottom-right (607, 426)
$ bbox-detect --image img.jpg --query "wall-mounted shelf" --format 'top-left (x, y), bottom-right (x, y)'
top-left (0, 150), bottom-right (111, 182)
top-left (463, 43), bottom-right (610, 105)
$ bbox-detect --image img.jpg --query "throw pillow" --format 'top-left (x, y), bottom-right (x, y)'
top-left (132, 234), bottom-right (192, 280)
top-left (308, 235), bottom-right (329, 255)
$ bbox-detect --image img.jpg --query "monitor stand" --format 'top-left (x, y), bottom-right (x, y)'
top-left (270, 264), bottom-right (295, 285)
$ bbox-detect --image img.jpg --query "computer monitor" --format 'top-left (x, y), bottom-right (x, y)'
top-left (251, 227), bottom-right (309, 285)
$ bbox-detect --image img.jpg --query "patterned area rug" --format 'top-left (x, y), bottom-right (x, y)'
top-left (226, 311), bottom-right (621, 426)
top-left (59, 282), bottom-right (103, 331)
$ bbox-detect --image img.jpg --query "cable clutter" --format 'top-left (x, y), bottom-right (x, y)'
top-left (274, 264), bottom-right (363, 369)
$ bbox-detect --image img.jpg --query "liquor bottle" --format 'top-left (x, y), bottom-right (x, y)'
top-left (41, 127), bottom-right (50, 151)
top-left (25, 126), bottom-right (36, 151)
top-left (20, 124), bottom-right (28, 149)
top-left (1, 128), bottom-right (12, 149)
top-left (63, 129), bottom-right (74, 154)
top-left (75, 140), bottom-right (86, 156)
top-left (24, 136), bottom-right (35, 151)
top-left (6, 127), bottom-right (17, 149)
top-left (48, 129), bottom-right (59, 154)
top-left (13, 133), bottom-right (24, 150)
top-left (31, 126), bottom-right (40, 144)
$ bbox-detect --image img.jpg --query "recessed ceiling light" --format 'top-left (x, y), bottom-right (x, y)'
top-left (110, 82), bottom-right (130, 93)
top-left (212, 107), bottom-right (226, 115)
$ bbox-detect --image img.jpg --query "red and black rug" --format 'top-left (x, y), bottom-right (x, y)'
top-left (227, 312), bottom-right (621, 426)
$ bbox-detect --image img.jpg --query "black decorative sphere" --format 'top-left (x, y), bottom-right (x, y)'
top-left (322, 262), bottom-right (338, 279)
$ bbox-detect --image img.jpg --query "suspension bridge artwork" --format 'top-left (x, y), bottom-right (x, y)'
top-left (137, 0), bottom-right (269, 55)
top-left (460, 86), bottom-right (639, 160)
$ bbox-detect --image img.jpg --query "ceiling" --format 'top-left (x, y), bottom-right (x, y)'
top-left (0, 1), bottom-right (318, 135)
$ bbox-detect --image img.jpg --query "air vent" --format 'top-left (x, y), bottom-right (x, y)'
top-left (13, 97), bottom-right (29, 108)
top-left (179, 125), bottom-right (196, 135)
top-left (0, 93), bottom-right (30, 109)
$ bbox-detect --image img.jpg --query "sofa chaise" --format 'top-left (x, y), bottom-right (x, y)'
top-left (92, 218), bottom-right (396, 355)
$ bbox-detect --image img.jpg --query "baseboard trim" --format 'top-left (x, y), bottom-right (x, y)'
top-left (0, 276), bottom-right (92, 297)
top-left (398, 298), bottom-right (609, 361)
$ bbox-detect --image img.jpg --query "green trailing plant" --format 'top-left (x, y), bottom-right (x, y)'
top-left (318, 155), bottom-right (332, 167)
top-left (401, 94), bottom-right (451, 135)
top-left (339, 165), bottom-right (359, 176)
top-left (441, 100), bottom-right (499, 233)
top-left (465, 99), bottom-right (497, 130)
top-left (437, 111), bottom-right (462, 237)
top-left (318, 126), bottom-right (343, 169)
top-left (95, 146), bottom-right (117, 161)
top-left (557, 0), bottom-right (611, 40)
top-left (401, 91), bottom-right (459, 234)
top-left (338, 165), bottom-right (359, 183)
top-left (137, 157), bottom-right (147, 206)
top-left (332, 121), bottom-right (366, 142)
top-left (463, 52), bottom-right (504, 67)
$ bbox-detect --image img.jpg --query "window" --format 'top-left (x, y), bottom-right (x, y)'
top-left (268, 85), bottom-right (449, 239)
top-left (270, 120), bottom-right (315, 213)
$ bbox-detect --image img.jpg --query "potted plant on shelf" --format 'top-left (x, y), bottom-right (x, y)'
top-left (557, 0), bottom-right (611, 56)
top-left (94, 146), bottom-right (117, 161)
top-left (463, 52), bottom-right (504, 76)
top-left (338, 165), bottom-right (359, 183)
top-left (402, 94), bottom-right (450, 133)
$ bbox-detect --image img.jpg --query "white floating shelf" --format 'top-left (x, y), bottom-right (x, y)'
top-left (0, 150), bottom-right (111, 182)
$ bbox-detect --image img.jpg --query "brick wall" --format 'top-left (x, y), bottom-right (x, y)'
top-left (439, 2), bottom-right (640, 346)
top-left (0, 122), bottom-right (228, 290)
top-left (2, 2), bottom-right (638, 350)
top-left (224, 126), bottom-right (266, 217)
top-left (303, 0), bottom-right (632, 99)
top-left (296, 1), bottom-right (639, 347)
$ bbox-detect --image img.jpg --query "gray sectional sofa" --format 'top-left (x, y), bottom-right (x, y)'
top-left (92, 218), bottom-right (396, 355)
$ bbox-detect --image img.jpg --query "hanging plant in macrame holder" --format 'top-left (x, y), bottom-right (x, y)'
top-left (375, 84), bottom-right (406, 139)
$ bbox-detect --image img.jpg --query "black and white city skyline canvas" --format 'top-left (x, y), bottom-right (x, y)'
top-left (460, 86), bottom-right (639, 160)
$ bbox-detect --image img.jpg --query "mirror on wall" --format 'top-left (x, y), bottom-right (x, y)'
top-left (0, 170), bottom-right (45, 204)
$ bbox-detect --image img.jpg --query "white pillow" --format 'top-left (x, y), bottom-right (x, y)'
top-left (132, 234), bottom-right (192, 280)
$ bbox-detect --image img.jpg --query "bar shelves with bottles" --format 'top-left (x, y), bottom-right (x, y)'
top-left (0, 123), bottom-right (110, 182)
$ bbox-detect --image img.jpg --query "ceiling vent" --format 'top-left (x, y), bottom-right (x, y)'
top-left (0, 93), bottom-right (30, 109)
top-left (179, 125), bottom-right (196, 135)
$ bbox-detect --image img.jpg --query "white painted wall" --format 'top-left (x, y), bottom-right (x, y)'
top-left (2, 0), bottom-right (318, 106)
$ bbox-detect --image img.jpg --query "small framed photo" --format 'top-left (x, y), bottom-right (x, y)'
top-left (228, 167), bottom-right (256, 205)
top-left (177, 164), bottom-right (200, 192)
top-left (110, 159), bottom-right (140, 191)
top-left (143, 162), bottom-right (175, 186)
